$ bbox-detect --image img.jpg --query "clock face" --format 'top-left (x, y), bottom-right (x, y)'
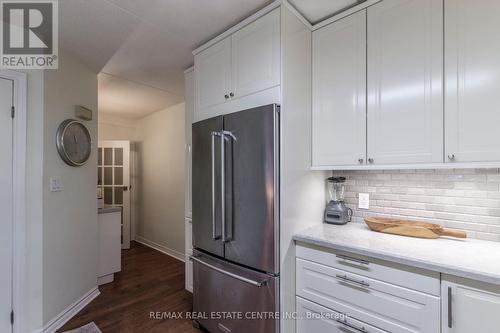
top-left (56, 120), bottom-right (92, 166)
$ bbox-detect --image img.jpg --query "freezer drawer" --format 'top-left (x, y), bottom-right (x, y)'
top-left (192, 251), bottom-right (279, 333)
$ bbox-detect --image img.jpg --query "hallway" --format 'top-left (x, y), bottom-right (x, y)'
top-left (59, 242), bottom-right (200, 333)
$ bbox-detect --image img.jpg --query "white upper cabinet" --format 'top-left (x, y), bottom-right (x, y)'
top-left (312, 10), bottom-right (367, 167)
top-left (442, 276), bottom-right (500, 333)
top-left (194, 37), bottom-right (232, 119)
top-left (194, 9), bottom-right (281, 122)
top-left (232, 8), bottom-right (280, 99)
top-left (445, 0), bottom-right (500, 163)
top-left (367, 0), bottom-right (443, 165)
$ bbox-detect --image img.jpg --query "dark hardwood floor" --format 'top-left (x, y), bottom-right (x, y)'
top-left (58, 241), bottom-right (201, 333)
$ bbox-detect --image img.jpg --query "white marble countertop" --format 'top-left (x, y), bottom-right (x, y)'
top-left (98, 206), bottom-right (122, 214)
top-left (293, 223), bottom-right (500, 286)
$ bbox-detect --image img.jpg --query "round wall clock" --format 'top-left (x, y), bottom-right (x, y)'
top-left (56, 119), bottom-right (92, 167)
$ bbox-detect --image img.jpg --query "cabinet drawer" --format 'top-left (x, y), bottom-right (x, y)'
top-left (296, 258), bottom-right (440, 333)
top-left (297, 296), bottom-right (387, 333)
top-left (296, 243), bottom-right (440, 296)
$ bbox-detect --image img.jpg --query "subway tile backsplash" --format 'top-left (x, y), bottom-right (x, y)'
top-left (334, 169), bottom-right (500, 242)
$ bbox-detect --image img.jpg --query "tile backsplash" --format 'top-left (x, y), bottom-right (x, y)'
top-left (334, 169), bottom-right (500, 242)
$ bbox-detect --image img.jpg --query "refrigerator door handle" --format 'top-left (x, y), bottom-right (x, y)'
top-left (220, 130), bottom-right (227, 242)
top-left (221, 130), bottom-right (236, 243)
top-left (211, 131), bottom-right (221, 240)
top-left (190, 255), bottom-right (267, 287)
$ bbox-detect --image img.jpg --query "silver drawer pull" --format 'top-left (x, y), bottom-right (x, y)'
top-left (336, 254), bottom-right (370, 265)
top-left (190, 255), bottom-right (267, 288)
top-left (337, 318), bottom-right (368, 333)
top-left (335, 274), bottom-right (370, 288)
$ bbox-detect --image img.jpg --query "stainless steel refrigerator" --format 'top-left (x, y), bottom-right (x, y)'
top-left (191, 104), bottom-right (280, 333)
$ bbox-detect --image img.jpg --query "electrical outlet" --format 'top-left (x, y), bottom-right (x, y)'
top-left (359, 193), bottom-right (370, 209)
top-left (50, 177), bottom-right (63, 192)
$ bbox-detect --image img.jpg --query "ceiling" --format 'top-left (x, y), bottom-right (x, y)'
top-left (59, 0), bottom-right (273, 119)
top-left (288, 0), bottom-right (365, 25)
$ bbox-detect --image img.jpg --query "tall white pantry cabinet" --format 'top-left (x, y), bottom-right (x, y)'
top-left (312, 0), bottom-right (500, 169)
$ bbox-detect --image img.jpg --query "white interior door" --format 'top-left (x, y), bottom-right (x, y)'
top-left (98, 141), bottom-right (131, 249)
top-left (0, 78), bottom-right (13, 332)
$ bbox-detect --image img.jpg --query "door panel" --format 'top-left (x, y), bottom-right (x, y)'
top-left (0, 78), bottom-right (13, 333)
top-left (193, 251), bottom-right (278, 333)
top-left (98, 141), bottom-right (131, 249)
top-left (445, 0), bottom-right (500, 162)
top-left (312, 10), bottom-right (367, 167)
top-left (192, 116), bottom-right (224, 257)
top-left (195, 37), bottom-right (231, 121)
top-left (442, 277), bottom-right (500, 333)
top-left (223, 105), bottom-right (278, 273)
top-left (231, 8), bottom-right (280, 99)
top-left (367, 0), bottom-right (443, 164)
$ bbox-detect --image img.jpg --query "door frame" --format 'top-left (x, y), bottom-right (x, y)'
top-left (0, 70), bottom-right (27, 333)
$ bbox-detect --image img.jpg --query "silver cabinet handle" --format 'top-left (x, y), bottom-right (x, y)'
top-left (224, 94), bottom-right (229, 99)
top-left (229, 92), bottom-right (234, 97)
top-left (335, 274), bottom-right (370, 288)
top-left (448, 154), bottom-right (455, 161)
top-left (336, 318), bottom-right (368, 333)
top-left (448, 286), bottom-right (452, 328)
top-left (211, 131), bottom-right (221, 240)
top-left (358, 158), bottom-right (364, 164)
top-left (368, 158), bottom-right (374, 163)
top-left (190, 255), bottom-right (267, 287)
top-left (336, 254), bottom-right (370, 265)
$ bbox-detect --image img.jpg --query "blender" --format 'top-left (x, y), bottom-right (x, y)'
top-left (324, 177), bottom-right (352, 225)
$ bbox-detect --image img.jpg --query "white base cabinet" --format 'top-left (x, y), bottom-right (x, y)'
top-left (442, 275), bottom-right (500, 333)
top-left (296, 244), bottom-right (440, 333)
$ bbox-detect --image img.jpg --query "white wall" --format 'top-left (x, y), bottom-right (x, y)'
top-left (135, 103), bottom-right (186, 259)
top-left (98, 113), bottom-right (138, 141)
top-left (42, 50), bottom-right (99, 324)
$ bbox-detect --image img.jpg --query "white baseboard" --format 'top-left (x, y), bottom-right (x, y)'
top-left (42, 286), bottom-right (100, 333)
top-left (135, 236), bottom-right (185, 262)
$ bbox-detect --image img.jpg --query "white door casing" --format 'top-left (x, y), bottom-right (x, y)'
top-left (367, 0), bottom-right (443, 164)
top-left (98, 141), bottom-right (131, 249)
top-left (312, 9), bottom-right (367, 167)
top-left (0, 77), bottom-right (13, 333)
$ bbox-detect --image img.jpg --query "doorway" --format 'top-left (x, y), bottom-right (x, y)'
top-left (0, 77), bottom-right (13, 332)
top-left (98, 140), bottom-right (132, 249)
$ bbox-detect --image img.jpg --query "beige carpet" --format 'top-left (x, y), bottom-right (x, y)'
top-left (63, 322), bottom-right (102, 333)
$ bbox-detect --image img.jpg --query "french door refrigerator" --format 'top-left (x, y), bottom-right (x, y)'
top-left (191, 104), bottom-right (280, 333)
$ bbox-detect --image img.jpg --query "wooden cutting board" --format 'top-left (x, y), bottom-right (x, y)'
top-left (364, 217), bottom-right (467, 239)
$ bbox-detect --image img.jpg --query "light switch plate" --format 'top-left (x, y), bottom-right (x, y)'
top-left (50, 177), bottom-right (63, 192)
top-left (359, 193), bottom-right (370, 209)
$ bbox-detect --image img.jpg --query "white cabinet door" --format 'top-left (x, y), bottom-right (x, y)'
top-left (312, 10), bottom-right (366, 167)
top-left (231, 8), bottom-right (280, 100)
top-left (442, 276), bottom-right (500, 333)
top-left (194, 37), bottom-right (231, 119)
top-left (445, 0), bottom-right (500, 163)
top-left (367, 0), bottom-right (443, 165)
